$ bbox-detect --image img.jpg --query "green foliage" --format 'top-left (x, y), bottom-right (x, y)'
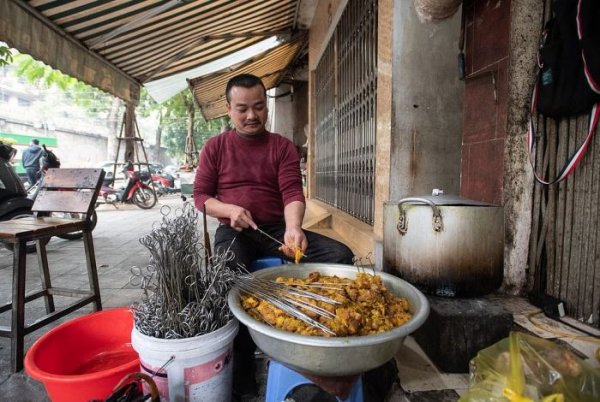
top-left (11, 53), bottom-right (114, 116)
top-left (141, 89), bottom-right (228, 160)
top-left (0, 45), bottom-right (13, 67)
top-left (9, 51), bottom-right (227, 158)
top-left (137, 88), bottom-right (160, 117)
top-left (161, 112), bottom-right (226, 160)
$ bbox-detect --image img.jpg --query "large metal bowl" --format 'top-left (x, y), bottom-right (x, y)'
top-left (227, 263), bottom-right (430, 376)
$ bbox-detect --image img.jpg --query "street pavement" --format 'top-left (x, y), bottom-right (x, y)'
top-left (0, 195), bottom-right (218, 401)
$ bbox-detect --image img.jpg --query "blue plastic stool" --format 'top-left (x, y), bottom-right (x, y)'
top-left (248, 257), bottom-right (286, 272)
top-left (266, 360), bottom-right (364, 402)
top-left (249, 257), bottom-right (364, 402)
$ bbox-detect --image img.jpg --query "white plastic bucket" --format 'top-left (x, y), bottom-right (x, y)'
top-left (131, 319), bottom-right (239, 402)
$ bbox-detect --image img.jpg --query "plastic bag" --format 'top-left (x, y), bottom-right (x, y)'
top-left (459, 332), bottom-right (600, 402)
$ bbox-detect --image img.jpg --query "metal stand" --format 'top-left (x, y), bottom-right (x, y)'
top-left (111, 111), bottom-right (153, 186)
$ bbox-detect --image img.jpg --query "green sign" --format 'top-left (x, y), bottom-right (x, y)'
top-left (0, 132), bottom-right (58, 146)
top-left (0, 132), bottom-right (58, 174)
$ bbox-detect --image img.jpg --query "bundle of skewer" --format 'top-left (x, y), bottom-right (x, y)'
top-left (234, 274), bottom-right (343, 336)
top-left (131, 203), bottom-right (237, 339)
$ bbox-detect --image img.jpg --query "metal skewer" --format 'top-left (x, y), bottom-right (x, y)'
top-left (254, 227), bottom-right (285, 246)
top-left (235, 275), bottom-right (337, 336)
top-left (254, 227), bottom-right (308, 258)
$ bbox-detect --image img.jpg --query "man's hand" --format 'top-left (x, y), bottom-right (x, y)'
top-left (228, 205), bottom-right (257, 231)
top-left (203, 198), bottom-right (257, 231)
top-left (284, 225), bottom-right (308, 253)
top-left (283, 201), bottom-right (306, 254)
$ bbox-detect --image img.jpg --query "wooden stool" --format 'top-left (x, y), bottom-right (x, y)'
top-left (0, 168), bottom-right (105, 372)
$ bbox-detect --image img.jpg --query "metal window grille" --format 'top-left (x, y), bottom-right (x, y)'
top-left (314, 0), bottom-right (377, 225)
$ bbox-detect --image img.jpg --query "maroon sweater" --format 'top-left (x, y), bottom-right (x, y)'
top-left (193, 129), bottom-right (305, 225)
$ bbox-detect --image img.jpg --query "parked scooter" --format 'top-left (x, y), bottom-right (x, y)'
top-left (0, 141), bottom-right (34, 220)
top-left (96, 162), bottom-right (157, 209)
top-left (150, 170), bottom-right (180, 196)
top-left (0, 141), bottom-right (38, 252)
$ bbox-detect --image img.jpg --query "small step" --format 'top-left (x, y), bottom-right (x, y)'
top-left (308, 228), bottom-right (364, 260)
top-left (302, 212), bottom-right (331, 229)
top-left (303, 199), bottom-right (332, 229)
top-left (303, 199), bottom-right (374, 261)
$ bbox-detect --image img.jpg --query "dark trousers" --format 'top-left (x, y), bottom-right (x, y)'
top-left (214, 223), bottom-right (355, 270)
top-left (217, 223), bottom-right (354, 397)
top-left (25, 167), bottom-right (39, 186)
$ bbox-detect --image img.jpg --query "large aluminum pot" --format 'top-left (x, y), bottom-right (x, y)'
top-left (383, 194), bottom-right (504, 297)
top-left (228, 263), bottom-right (429, 376)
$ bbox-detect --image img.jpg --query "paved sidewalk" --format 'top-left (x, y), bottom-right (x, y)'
top-left (0, 195), bottom-right (217, 400)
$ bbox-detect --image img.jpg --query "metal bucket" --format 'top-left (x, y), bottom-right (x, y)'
top-left (383, 194), bottom-right (504, 297)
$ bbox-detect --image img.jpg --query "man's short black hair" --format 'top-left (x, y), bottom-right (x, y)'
top-left (225, 74), bottom-right (266, 103)
top-left (32, 139), bottom-right (39, 145)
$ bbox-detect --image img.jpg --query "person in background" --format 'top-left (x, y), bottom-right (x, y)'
top-left (21, 138), bottom-right (44, 186)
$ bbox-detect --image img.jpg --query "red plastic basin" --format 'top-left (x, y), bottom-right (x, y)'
top-left (25, 307), bottom-right (139, 402)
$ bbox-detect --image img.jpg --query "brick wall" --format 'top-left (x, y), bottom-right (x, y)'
top-left (460, 0), bottom-right (511, 205)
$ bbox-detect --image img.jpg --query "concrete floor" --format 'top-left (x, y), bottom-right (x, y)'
top-left (0, 194), bottom-right (598, 402)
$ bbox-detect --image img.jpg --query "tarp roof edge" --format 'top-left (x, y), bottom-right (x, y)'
top-left (144, 36), bottom-right (283, 105)
top-left (0, 0), bottom-right (140, 105)
top-left (189, 33), bottom-right (307, 120)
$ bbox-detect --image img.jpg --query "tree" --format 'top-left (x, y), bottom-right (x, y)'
top-left (0, 45), bottom-right (13, 67)
top-left (10, 52), bottom-right (124, 160)
top-left (10, 51), bottom-right (226, 164)
top-left (160, 114), bottom-right (224, 161)
top-left (12, 53), bottom-right (118, 116)
top-left (140, 90), bottom-right (227, 165)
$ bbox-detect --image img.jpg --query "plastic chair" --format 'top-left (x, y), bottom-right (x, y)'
top-left (250, 257), bottom-right (364, 402)
top-left (266, 360), bottom-right (364, 402)
top-left (248, 257), bottom-right (286, 272)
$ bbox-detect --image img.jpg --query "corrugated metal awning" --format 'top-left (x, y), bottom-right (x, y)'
top-left (189, 34), bottom-right (306, 120)
top-left (1, 0), bottom-right (307, 110)
top-left (144, 36), bottom-right (282, 104)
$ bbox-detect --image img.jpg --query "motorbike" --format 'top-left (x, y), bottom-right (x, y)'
top-left (0, 141), bottom-right (35, 220)
top-left (96, 162), bottom-right (157, 209)
top-left (150, 170), bottom-right (180, 196)
top-left (0, 141), bottom-right (39, 252)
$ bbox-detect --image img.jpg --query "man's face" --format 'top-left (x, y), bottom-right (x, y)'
top-left (226, 85), bottom-right (268, 136)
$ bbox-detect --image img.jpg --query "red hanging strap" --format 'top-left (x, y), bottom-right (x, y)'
top-left (527, 0), bottom-right (600, 185)
top-left (527, 88), bottom-right (600, 185)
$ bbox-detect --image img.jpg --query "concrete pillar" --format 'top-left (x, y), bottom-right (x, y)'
top-left (390, 3), bottom-right (463, 201)
top-left (502, 0), bottom-right (543, 293)
top-left (373, 0), bottom-right (393, 240)
top-left (268, 84), bottom-right (295, 142)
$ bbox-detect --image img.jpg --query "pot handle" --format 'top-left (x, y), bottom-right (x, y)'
top-left (397, 197), bottom-right (444, 235)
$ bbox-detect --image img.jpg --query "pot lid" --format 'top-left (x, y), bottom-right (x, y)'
top-left (395, 193), bottom-right (499, 207)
